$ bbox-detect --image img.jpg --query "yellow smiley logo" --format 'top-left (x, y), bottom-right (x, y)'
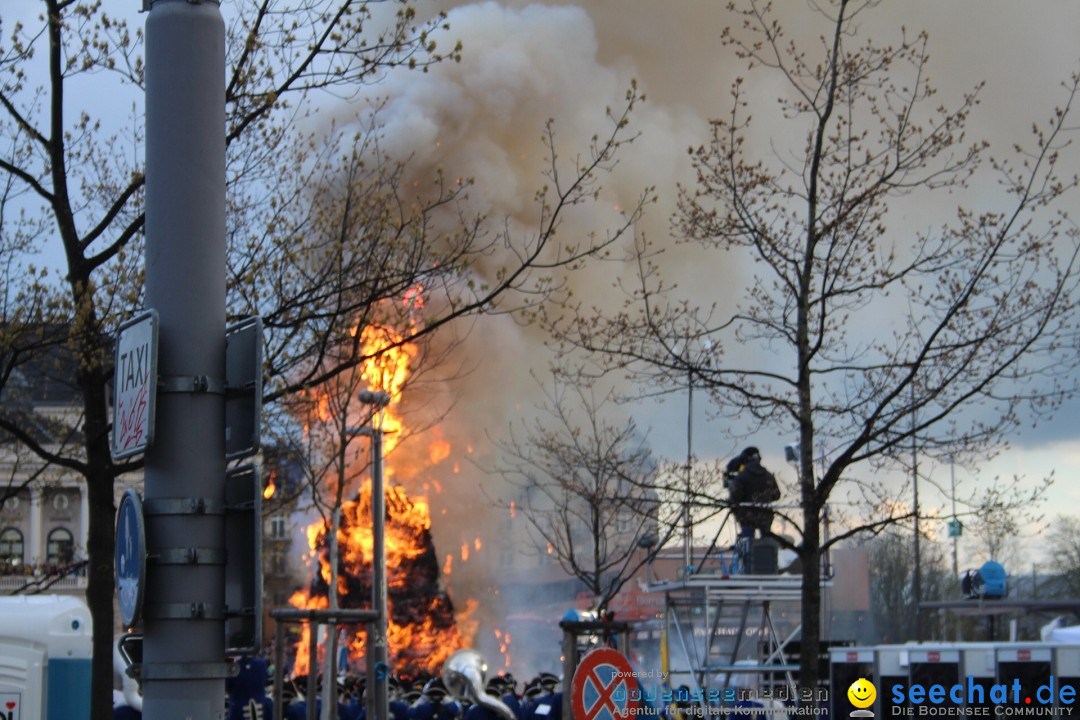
top-left (847, 677), bottom-right (876, 709)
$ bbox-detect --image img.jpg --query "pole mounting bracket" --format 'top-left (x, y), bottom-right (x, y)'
top-left (131, 662), bottom-right (237, 681)
top-left (143, 602), bottom-right (227, 620)
top-left (143, 497), bottom-right (224, 516)
top-left (158, 375), bottom-right (226, 395)
top-left (150, 547), bottom-right (226, 565)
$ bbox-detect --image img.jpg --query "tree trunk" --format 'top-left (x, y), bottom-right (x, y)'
top-left (799, 505), bottom-right (821, 708)
top-left (86, 463), bottom-right (117, 720)
top-left (77, 335), bottom-right (118, 720)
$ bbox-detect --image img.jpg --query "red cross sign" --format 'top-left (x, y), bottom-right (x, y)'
top-left (571, 647), bottom-right (644, 720)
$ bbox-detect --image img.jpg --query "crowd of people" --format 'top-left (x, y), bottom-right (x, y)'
top-left (117, 657), bottom-right (564, 720)
top-left (257, 666), bottom-right (563, 720)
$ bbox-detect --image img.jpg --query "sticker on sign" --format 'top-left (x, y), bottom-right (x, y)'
top-left (0, 691), bottom-right (21, 720)
top-left (112, 310), bottom-right (159, 459)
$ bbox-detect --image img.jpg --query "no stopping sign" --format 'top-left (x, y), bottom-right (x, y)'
top-left (571, 647), bottom-right (644, 720)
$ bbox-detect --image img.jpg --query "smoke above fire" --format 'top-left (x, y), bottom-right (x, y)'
top-left (289, 0), bottom-right (1080, 679)
top-left (296, 0), bottom-right (717, 677)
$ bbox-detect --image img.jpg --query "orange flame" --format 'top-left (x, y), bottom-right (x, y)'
top-left (287, 589), bottom-right (328, 678)
top-left (288, 311), bottom-right (480, 677)
top-left (493, 627), bottom-right (512, 668)
top-left (429, 437), bottom-right (451, 465)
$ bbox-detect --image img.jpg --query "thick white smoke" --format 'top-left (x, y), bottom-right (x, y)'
top-left (331, 0), bottom-right (1080, 677)
top-left (329, 0), bottom-right (715, 675)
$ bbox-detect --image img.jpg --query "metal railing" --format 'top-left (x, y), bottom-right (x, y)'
top-left (268, 607), bottom-right (379, 720)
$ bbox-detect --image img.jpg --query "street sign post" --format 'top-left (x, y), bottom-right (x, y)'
top-left (571, 647), bottom-right (643, 720)
top-left (116, 489), bottom-right (147, 628)
top-left (112, 310), bottom-right (159, 459)
top-left (224, 464), bottom-right (262, 655)
top-left (225, 316), bottom-right (262, 460)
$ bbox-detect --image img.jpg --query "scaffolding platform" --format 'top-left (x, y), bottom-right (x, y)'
top-left (647, 569), bottom-right (833, 708)
top-left (649, 572), bottom-right (805, 601)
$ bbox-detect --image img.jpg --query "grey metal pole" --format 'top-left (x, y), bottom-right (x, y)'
top-left (561, 627), bottom-right (576, 720)
top-left (274, 622), bottom-right (286, 720)
top-left (371, 423), bottom-right (389, 720)
top-left (684, 371), bottom-right (693, 576)
top-left (359, 390), bottom-right (390, 720)
top-left (143, 0), bottom-right (226, 718)
top-left (912, 397), bottom-right (922, 643)
top-left (307, 628), bottom-right (318, 720)
top-left (322, 507), bottom-right (341, 720)
top-left (950, 457), bottom-right (959, 581)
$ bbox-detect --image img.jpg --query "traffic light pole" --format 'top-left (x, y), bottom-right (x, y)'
top-left (143, 1), bottom-right (227, 717)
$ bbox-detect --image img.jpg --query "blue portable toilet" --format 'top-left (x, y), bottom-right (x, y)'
top-left (0, 594), bottom-right (92, 720)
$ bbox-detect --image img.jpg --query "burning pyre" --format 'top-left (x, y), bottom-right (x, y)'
top-left (289, 481), bottom-right (470, 677)
top-left (287, 321), bottom-right (479, 678)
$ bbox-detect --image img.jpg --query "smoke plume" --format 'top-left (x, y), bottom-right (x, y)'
top-left (323, 0), bottom-right (1080, 676)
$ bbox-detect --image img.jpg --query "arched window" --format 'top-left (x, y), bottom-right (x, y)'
top-left (0, 527), bottom-right (24, 569)
top-left (269, 515), bottom-right (287, 539)
top-left (46, 527), bottom-right (74, 566)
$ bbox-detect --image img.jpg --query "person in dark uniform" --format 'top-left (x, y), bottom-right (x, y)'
top-left (520, 678), bottom-right (544, 720)
top-left (462, 676), bottom-right (515, 720)
top-left (388, 675), bottom-right (415, 720)
top-left (409, 677), bottom-right (462, 720)
top-left (497, 673), bottom-right (525, 720)
top-left (527, 673), bottom-right (561, 720)
top-left (226, 657), bottom-right (274, 720)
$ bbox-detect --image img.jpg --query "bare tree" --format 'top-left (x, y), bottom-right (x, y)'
top-left (493, 379), bottom-right (680, 613)
top-left (867, 531), bottom-right (951, 643)
top-left (965, 476), bottom-right (1050, 568)
top-left (0, 2), bottom-right (647, 715)
top-left (1043, 516), bottom-right (1080, 599)
top-left (544, 0), bottom-right (1080, 695)
top-left (867, 532), bottom-right (917, 642)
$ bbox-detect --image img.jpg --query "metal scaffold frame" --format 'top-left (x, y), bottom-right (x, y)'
top-left (643, 504), bottom-right (834, 715)
top-left (651, 573), bottom-right (807, 705)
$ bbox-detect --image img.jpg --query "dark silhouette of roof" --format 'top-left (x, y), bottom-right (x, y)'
top-left (0, 324), bottom-right (102, 445)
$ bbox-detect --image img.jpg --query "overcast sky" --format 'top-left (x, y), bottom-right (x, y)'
top-left (385, 0), bottom-right (1080, 566)
top-left (8, 0), bottom-right (1080, 570)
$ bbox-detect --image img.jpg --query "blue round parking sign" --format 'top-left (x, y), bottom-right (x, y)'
top-left (572, 647), bottom-right (643, 720)
top-left (115, 489), bottom-right (146, 628)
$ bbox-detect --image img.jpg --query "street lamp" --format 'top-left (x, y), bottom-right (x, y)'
top-left (356, 390), bottom-right (391, 720)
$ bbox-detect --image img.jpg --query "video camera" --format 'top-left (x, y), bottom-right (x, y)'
top-left (724, 457), bottom-right (742, 490)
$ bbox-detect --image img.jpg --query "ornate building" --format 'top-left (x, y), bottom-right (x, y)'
top-left (0, 341), bottom-right (91, 597)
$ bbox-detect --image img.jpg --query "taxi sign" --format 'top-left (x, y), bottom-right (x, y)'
top-left (111, 310), bottom-right (158, 459)
top-left (571, 647), bottom-right (643, 720)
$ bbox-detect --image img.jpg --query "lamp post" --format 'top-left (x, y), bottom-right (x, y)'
top-left (950, 456), bottom-right (959, 581)
top-left (357, 390), bottom-right (391, 720)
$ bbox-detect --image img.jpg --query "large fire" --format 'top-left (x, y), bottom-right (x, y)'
top-left (287, 321), bottom-right (486, 678)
